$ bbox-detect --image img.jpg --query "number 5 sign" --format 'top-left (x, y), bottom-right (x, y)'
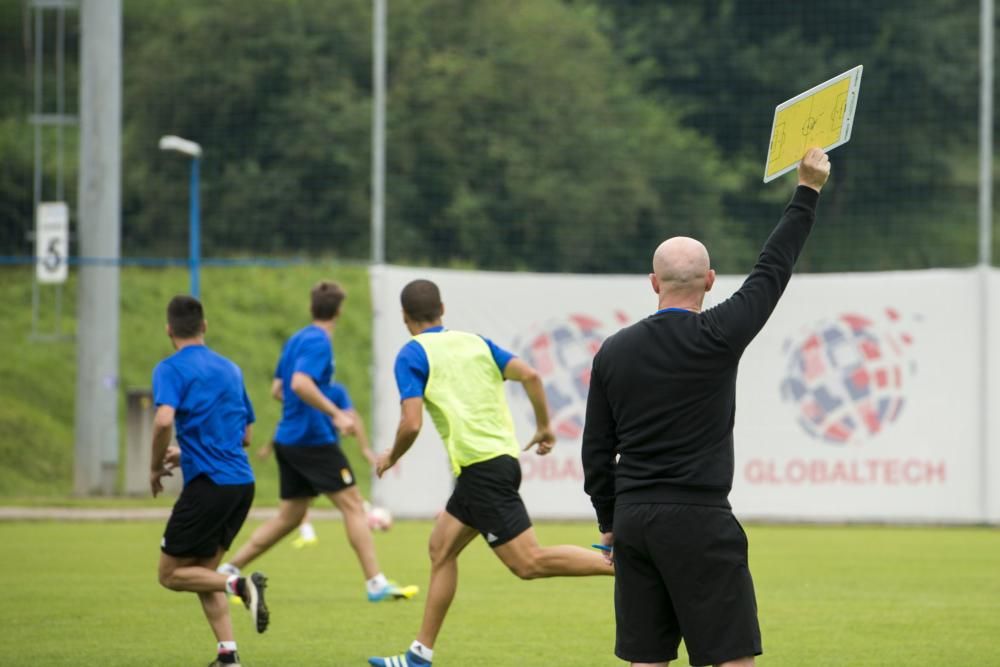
top-left (36, 202), bottom-right (69, 284)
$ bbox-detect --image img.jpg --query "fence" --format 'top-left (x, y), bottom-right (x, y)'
top-left (0, 0), bottom-right (995, 275)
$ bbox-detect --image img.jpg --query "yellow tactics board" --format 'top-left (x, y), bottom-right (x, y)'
top-left (764, 66), bottom-right (863, 183)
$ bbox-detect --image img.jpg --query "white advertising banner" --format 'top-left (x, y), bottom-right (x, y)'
top-left (371, 265), bottom-right (994, 523)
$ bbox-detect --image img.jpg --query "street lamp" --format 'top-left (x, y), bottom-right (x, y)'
top-left (158, 135), bottom-right (203, 298)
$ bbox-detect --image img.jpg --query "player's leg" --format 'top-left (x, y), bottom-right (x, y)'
top-left (293, 509), bottom-right (318, 548)
top-left (159, 550), bottom-right (230, 592)
top-left (161, 477), bottom-right (257, 591)
top-left (368, 510), bottom-right (477, 666)
top-left (416, 510), bottom-right (479, 648)
top-left (455, 455), bottom-right (611, 578)
top-left (326, 485), bottom-right (379, 578)
top-left (493, 526), bottom-right (613, 579)
top-left (326, 484), bottom-right (419, 601)
top-left (223, 445), bottom-right (318, 572)
top-left (226, 497), bottom-right (310, 569)
top-left (159, 477), bottom-right (266, 665)
top-left (192, 548), bottom-right (235, 643)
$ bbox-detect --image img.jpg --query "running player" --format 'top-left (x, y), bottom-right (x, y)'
top-left (218, 281), bottom-right (416, 602)
top-left (151, 295), bottom-right (268, 667)
top-left (255, 380), bottom-right (377, 549)
top-left (368, 279), bottom-right (613, 667)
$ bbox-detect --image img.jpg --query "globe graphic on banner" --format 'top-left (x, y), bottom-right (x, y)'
top-left (510, 313), bottom-right (627, 439)
top-left (779, 310), bottom-right (916, 445)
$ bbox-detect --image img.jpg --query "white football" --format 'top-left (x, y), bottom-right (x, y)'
top-left (367, 505), bottom-right (393, 532)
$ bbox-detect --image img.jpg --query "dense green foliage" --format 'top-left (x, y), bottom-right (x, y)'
top-left (0, 0), bottom-right (994, 273)
top-left (2, 520), bottom-right (998, 664)
top-left (0, 265), bottom-right (373, 501)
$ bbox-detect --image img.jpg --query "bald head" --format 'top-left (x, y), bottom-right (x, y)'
top-left (650, 236), bottom-right (714, 309)
top-left (653, 236), bottom-right (710, 285)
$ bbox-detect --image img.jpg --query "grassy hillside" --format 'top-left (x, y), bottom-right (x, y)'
top-left (0, 263), bottom-right (374, 503)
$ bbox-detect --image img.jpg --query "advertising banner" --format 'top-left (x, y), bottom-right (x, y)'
top-left (371, 265), bottom-right (994, 523)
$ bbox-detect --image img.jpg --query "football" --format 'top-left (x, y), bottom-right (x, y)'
top-left (367, 505), bottom-right (393, 532)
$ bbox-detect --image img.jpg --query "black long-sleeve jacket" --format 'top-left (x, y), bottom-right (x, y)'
top-left (582, 186), bottom-right (820, 531)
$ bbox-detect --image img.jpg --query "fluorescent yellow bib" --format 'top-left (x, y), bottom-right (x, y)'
top-left (413, 330), bottom-right (520, 476)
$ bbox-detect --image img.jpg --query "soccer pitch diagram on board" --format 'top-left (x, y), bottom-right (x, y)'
top-left (764, 65), bottom-right (863, 182)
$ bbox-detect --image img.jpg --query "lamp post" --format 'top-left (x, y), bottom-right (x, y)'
top-left (158, 135), bottom-right (203, 298)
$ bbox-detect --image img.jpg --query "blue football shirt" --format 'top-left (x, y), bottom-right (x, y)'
top-left (394, 326), bottom-right (515, 400)
top-left (273, 325), bottom-right (337, 446)
top-left (151, 345), bottom-right (255, 486)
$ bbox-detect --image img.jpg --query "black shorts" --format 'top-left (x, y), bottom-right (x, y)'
top-left (445, 454), bottom-right (531, 548)
top-left (274, 442), bottom-right (357, 499)
top-left (613, 503), bottom-right (762, 667)
top-left (161, 475), bottom-right (255, 559)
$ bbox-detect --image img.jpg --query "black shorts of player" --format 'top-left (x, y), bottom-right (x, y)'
top-left (613, 503), bottom-right (762, 667)
top-left (161, 475), bottom-right (255, 559)
top-left (273, 442), bottom-right (357, 499)
top-left (445, 454), bottom-right (532, 548)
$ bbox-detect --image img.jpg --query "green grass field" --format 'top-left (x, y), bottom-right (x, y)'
top-left (1, 520), bottom-right (997, 666)
top-left (0, 264), bottom-right (375, 502)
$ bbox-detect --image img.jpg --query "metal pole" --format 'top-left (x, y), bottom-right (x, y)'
top-left (56, 5), bottom-right (65, 200)
top-left (371, 0), bottom-right (386, 264)
top-left (981, 0), bottom-right (994, 268)
top-left (31, 6), bottom-right (43, 338)
top-left (190, 157), bottom-right (201, 298)
top-left (978, 0), bottom-right (994, 521)
top-left (75, 0), bottom-right (122, 495)
top-left (56, 5), bottom-right (66, 334)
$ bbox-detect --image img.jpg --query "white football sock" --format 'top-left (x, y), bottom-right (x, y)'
top-left (299, 521), bottom-right (317, 540)
top-left (366, 572), bottom-right (389, 594)
top-left (410, 640), bottom-right (433, 661)
top-left (217, 562), bottom-right (241, 577)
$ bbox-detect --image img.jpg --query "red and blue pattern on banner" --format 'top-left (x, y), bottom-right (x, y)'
top-left (781, 309), bottom-right (916, 444)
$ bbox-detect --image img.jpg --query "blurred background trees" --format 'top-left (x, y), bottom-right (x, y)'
top-left (0, 0), bottom-right (987, 273)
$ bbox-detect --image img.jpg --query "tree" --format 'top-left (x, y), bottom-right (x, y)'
top-left (385, 0), bottom-right (738, 272)
top-left (588, 0), bottom-right (984, 271)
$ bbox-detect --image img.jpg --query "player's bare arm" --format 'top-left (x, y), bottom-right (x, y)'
top-left (150, 404), bottom-right (176, 497)
top-left (290, 370), bottom-right (356, 435)
top-left (242, 423), bottom-right (254, 449)
top-left (348, 409), bottom-right (378, 467)
top-left (163, 445), bottom-right (181, 468)
top-left (503, 358), bottom-right (555, 455)
top-left (376, 397), bottom-right (423, 477)
top-left (270, 377), bottom-right (283, 402)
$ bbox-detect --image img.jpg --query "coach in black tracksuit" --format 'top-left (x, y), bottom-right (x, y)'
top-left (582, 148), bottom-right (831, 667)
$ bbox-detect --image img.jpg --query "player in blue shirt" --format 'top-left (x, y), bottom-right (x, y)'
top-left (150, 296), bottom-right (269, 667)
top-left (255, 381), bottom-right (377, 548)
top-left (218, 281), bottom-right (416, 603)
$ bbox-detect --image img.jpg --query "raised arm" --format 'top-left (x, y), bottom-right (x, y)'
top-left (705, 148), bottom-right (830, 353)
